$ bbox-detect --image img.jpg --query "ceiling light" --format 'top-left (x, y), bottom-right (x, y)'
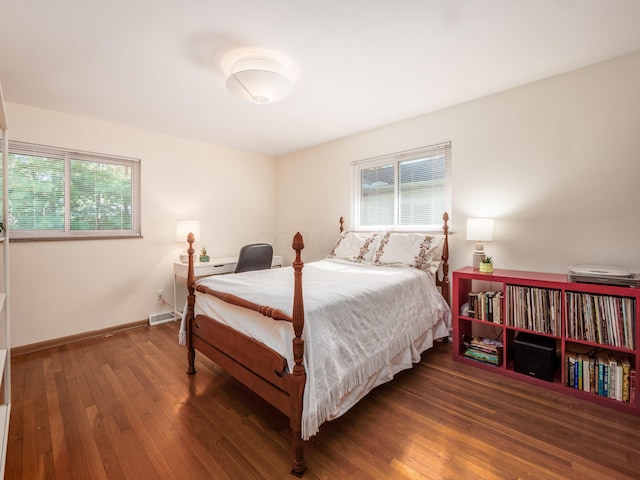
top-left (225, 56), bottom-right (293, 104)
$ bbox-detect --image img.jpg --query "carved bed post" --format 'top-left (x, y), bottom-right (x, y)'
top-left (440, 212), bottom-right (450, 306)
top-left (289, 232), bottom-right (307, 477)
top-left (186, 232), bottom-right (197, 374)
top-left (339, 216), bottom-right (344, 233)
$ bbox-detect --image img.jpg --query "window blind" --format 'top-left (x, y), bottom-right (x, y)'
top-left (353, 142), bottom-right (451, 230)
top-left (1, 141), bottom-right (141, 239)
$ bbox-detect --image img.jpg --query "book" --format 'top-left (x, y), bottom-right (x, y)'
top-left (467, 291), bottom-right (504, 323)
top-left (566, 351), bottom-right (576, 388)
top-left (469, 336), bottom-right (503, 350)
top-left (603, 356), bottom-right (609, 398)
top-left (577, 353), bottom-right (583, 390)
top-left (468, 292), bottom-right (480, 319)
top-left (493, 291), bottom-right (503, 324)
top-left (589, 356), bottom-right (598, 393)
top-left (622, 358), bottom-right (631, 402)
top-left (484, 291), bottom-right (495, 322)
top-left (478, 292), bottom-right (485, 321)
top-left (615, 359), bottom-right (623, 402)
top-left (582, 354), bottom-right (590, 393)
top-left (464, 348), bottom-right (501, 365)
top-left (608, 355), bottom-right (617, 399)
top-left (486, 291), bottom-right (493, 322)
top-left (463, 336), bottom-right (503, 366)
top-left (596, 353), bottom-right (607, 395)
top-left (630, 368), bottom-right (637, 405)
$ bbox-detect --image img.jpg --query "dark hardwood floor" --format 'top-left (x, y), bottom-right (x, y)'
top-left (6, 321), bottom-right (640, 479)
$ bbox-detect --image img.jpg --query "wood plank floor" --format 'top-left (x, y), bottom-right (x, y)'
top-left (6, 321), bottom-right (640, 479)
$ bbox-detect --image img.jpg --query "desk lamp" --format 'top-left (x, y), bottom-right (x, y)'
top-left (176, 220), bottom-right (201, 262)
top-left (466, 218), bottom-right (494, 269)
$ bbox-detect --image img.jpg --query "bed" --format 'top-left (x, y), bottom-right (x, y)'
top-left (180, 213), bottom-right (451, 476)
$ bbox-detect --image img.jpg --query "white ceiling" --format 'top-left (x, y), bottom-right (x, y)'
top-left (1, 0), bottom-right (639, 157)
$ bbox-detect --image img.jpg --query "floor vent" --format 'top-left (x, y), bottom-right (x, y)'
top-left (148, 311), bottom-right (175, 326)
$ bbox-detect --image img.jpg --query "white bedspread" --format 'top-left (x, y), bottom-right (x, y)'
top-left (180, 258), bottom-right (451, 439)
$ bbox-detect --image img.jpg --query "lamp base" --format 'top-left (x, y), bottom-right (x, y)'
top-left (472, 251), bottom-right (486, 269)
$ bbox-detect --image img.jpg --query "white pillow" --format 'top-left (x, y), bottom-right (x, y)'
top-left (422, 235), bottom-right (445, 273)
top-left (373, 233), bottom-right (445, 273)
top-left (328, 231), bottom-right (379, 263)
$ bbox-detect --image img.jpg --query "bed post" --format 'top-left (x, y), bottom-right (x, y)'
top-left (440, 212), bottom-right (450, 307)
top-left (289, 232), bottom-right (307, 477)
top-left (186, 232), bottom-right (197, 374)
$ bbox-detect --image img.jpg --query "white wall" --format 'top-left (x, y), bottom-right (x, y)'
top-left (275, 52), bottom-right (640, 275)
top-left (6, 103), bottom-right (277, 347)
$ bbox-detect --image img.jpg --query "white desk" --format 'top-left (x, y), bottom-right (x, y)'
top-left (173, 255), bottom-right (283, 319)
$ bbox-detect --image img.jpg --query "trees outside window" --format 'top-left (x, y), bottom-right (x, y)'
top-left (1, 141), bottom-right (140, 239)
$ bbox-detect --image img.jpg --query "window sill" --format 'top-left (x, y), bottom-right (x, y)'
top-left (9, 234), bottom-right (143, 242)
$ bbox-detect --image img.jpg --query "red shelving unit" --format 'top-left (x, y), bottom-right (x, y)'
top-left (453, 266), bottom-right (639, 415)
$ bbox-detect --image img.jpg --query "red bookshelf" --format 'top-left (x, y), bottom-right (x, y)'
top-left (453, 266), bottom-right (639, 415)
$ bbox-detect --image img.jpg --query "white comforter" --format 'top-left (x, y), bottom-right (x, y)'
top-left (180, 258), bottom-right (451, 439)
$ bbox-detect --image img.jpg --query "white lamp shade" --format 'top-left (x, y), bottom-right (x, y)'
top-left (466, 218), bottom-right (494, 242)
top-left (176, 220), bottom-right (200, 243)
top-left (226, 56), bottom-right (293, 104)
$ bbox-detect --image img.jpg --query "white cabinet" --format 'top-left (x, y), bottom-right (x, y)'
top-left (0, 82), bottom-right (11, 478)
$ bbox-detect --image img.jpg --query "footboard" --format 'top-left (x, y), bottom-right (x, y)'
top-left (184, 232), bottom-right (307, 477)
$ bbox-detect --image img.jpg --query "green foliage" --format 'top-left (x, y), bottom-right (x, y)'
top-left (482, 256), bottom-right (493, 264)
top-left (69, 159), bottom-right (132, 231)
top-left (1, 153), bottom-right (132, 232)
top-left (5, 154), bottom-right (65, 230)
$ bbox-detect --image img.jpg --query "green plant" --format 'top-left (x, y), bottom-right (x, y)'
top-left (200, 245), bottom-right (207, 256)
top-left (482, 256), bottom-right (493, 264)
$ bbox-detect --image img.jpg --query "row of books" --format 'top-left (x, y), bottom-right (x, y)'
top-left (566, 350), bottom-right (637, 403)
top-left (463, 335), bottom-right (503, 366)
top-left (467, 291), bottom-right (503, 323)
top-left (565, 292), bottom-right (635, 350)
top-left (505, 285), bottom-right (561, 336)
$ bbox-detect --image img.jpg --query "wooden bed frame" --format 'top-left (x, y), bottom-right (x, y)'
top-left (184, 212), bottom-right (450, 476)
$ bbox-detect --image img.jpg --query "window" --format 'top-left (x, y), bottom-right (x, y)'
top-left (1, 141), bottom-right (141, 239)
top-left (352, 142), bottom-right (451, 231)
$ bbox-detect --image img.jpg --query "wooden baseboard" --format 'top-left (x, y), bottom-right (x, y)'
top-left (11, 319), bottom-right (149, 357)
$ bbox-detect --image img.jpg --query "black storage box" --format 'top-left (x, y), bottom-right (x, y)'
top-left (514, 332), bottom-right (557, 382)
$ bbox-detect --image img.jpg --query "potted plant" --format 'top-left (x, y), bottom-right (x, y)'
top-left (199, 245), bottom-right (210, 263)
top-left (479, 256), bottom-right (493, 273)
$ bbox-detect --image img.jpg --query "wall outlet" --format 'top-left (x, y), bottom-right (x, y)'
top-left (156, 290), bottom-right (164, 302)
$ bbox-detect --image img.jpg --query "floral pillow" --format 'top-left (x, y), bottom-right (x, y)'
top-left (373, 233), bottom-right (445, 273)
top-left (328, 231), bottom-right (379, 263)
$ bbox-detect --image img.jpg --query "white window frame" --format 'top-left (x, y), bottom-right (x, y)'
top-left (3, 141), bottom-right (141, 240)
top-left (351, 142), bottom-right (451, 231)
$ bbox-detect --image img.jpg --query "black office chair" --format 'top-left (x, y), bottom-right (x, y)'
top-left (234, 243), bottom-right (274, 273)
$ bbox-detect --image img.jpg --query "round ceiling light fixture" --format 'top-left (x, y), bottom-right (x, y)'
top-left (225, 55), bottom-right (293, 104)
